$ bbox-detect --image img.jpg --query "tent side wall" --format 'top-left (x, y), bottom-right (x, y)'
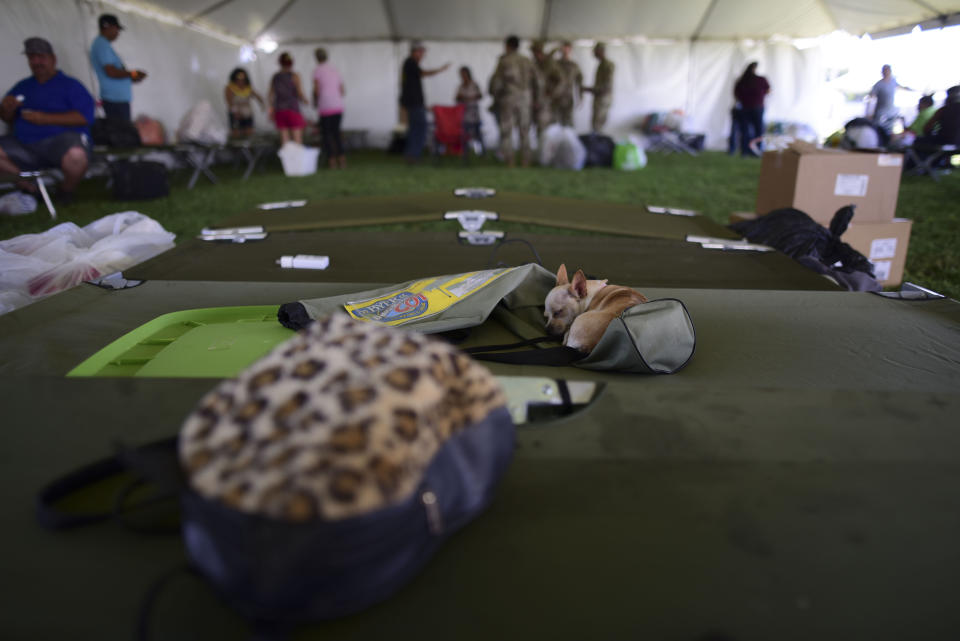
top-left (1, 0), bottom-right (828, 151)
top-left (1, 0), bottom-right (246, 143)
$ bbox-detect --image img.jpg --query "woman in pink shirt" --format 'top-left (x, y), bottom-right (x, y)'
top-left (312, 48), bottom-right (346, 169)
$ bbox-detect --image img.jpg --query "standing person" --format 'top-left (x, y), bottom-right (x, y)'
top-left (489, 35), bottom-right (538, 167)
top-left (268, 52), bottom-right (307, 145)
top-left (224, 68), bottom-right (264, 138)
top-left (1, 38), bottom-right (95, 204)
top-left (869, 64), bottom-right (912, 134)
top-left (89, 14), bottom-right (146, 122)
top-left (529, 40), bottom-right (561, 150)
top-left (312, 48), bottom-right (346, 169)
top-left (583, 42), bottom-right (614, 133)
top-left (399, 40), bottom-right (450, 163)
top-left (455, 66), bottom-right (484, 154)
top-left (733, 62), bottom-right (770, 156)
top-left (553, 40), bottom-right (582, 127)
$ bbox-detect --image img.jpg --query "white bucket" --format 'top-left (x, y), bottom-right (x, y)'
top-left (277, 142), bottom-right (320, 177)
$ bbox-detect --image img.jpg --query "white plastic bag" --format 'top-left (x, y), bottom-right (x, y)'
top-left (0, 211), bottom-right (175, 313)
top-left (176, 100), bottom-right (228, 145)
top-left (277, 142), bottom-right (320, 177)
top-left (539, 124), bottom-right (586, 170)
top-left (0, 191), bottom-right (37, 216)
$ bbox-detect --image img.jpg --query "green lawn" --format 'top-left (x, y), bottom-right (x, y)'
top-left (3, 150), bottom-right (958, 299)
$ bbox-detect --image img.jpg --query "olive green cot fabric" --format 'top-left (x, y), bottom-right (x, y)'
top-left (215, 191), bottom-right (739, 240)
top-left (3, 282), bottom-right (960, 639)
top-left (124, 231), bottom-right (838, 291)
top-left (1, 282), bottom-right (958, 392)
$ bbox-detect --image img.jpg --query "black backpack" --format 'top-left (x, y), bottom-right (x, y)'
top-left (578, 134), bottom-right (615, 167)
top-left (110, 160), bottom-right (169, 200)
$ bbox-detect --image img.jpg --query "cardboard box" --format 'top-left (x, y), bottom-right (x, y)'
top-left (755, 141), bottom-right (903, 225)
top-left (841, 218), bottom-right (912, 287)
top-left (728, 212), bottom-right (911, 287)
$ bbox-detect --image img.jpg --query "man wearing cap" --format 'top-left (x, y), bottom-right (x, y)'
top-left (90, 13), bottom-right (147, 122)
top-left (553, 41), bottom-right (583, 127)
top-left (0, 38), bottom-right (95, 202)
top-left (583, 42), bottom-right (614, 133)
top-left (399, 40), bottom-right (450, 162)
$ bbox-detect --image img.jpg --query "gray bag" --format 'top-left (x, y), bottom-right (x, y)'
top-left (278, 264), bottom-right (695, 375)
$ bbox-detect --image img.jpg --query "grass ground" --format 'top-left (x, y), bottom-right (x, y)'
top-left (2, 149), bottom-right (958, 299)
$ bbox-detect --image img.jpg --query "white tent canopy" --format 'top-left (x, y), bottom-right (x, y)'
top-left (153, 0), bottom-right (960, 43)
top-left (2, 0), bottom-right (959, 151)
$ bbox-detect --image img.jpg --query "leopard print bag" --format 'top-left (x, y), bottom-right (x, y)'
top-left (178, 313), bottom-right (515, 621)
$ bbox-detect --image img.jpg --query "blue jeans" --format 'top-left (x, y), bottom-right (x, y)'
top-left (404, 106), bottom-right (427, 159)
top-left (738, 107), bottom-right (764, 155)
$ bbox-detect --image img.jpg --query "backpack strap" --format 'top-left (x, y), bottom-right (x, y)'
top-left (464, 337), bottom-right (585, 367)
top-left (36, 437), bottom-right (181, 531)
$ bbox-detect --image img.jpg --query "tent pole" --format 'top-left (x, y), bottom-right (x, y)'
top-left (186, 0), bottom-right (237, 22)
top-left (539, 0), bottom-right (553, 40)
top-left (253, 0), bottom-right (298, 41)
top-left (382, 0), bottom-right (400, 42)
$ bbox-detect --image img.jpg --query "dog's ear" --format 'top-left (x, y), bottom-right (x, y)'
top-left (571, 269), bottom-right (588, 299)
top-left (555, 264), bottom-right (569, 286)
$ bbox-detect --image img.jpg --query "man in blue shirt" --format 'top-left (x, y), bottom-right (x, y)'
top-left (0, 38), bottom-right (96, 202)
top-left (90, 14), bottom-right (147, 122)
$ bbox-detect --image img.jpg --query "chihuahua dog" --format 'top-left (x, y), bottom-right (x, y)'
top-left (544, 264), bottom-right (648, 353)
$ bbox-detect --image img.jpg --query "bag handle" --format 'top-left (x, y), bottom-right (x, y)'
top-left (36, 437), bottom-right (182, 531)
top-left (464, 336), bottom-right (585, 367)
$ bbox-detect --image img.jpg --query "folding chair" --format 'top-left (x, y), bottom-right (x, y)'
top-left (641, 112), bottom-right (700, 156)
top-left (431, 104), bottom-right (469, 163)
top-left (905, 144), bottom-right (958, 181)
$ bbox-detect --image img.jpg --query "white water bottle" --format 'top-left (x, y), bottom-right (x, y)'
top-left (277, 254), bottom-right (330, 270)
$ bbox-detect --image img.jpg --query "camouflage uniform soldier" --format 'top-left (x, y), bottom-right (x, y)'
top-left (553, 40), bottom-right (582, 127)
top-left (489, 35), bottom-right (538, 166)
top-left (530, 40), bottom-right (560, 139)
top-left (585, 42), bottom-right (614, 132)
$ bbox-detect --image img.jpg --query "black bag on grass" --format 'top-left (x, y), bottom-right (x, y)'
top-left (579, 134), bottom-right (615, 167)
top-left (110, 160), bottom-right (169, 200)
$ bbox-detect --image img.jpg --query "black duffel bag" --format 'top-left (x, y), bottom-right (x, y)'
top-left (110, 160), bottom-right (169, 200)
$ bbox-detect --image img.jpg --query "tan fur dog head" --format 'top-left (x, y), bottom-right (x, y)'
top-left (543, 264), bottom-right (606, 338)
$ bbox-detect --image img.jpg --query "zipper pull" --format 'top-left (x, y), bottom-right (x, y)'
top-left (421, 490), bottom-right (444, 536)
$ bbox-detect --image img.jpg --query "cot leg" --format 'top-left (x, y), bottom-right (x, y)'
top-left (35, 174), bottom-right (56, 220)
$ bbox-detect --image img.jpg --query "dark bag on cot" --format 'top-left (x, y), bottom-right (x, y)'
top-left (92, 117), bottom-right (142, 148)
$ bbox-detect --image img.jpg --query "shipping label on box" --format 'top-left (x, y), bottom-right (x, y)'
top-left (834, 174), bottom-right (870, 197)
top-left (870, 260), bottom-right (892, 282)
top-left (869, 237), bottom-right (898, 260)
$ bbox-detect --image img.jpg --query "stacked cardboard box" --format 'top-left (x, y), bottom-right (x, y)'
top-left (748, 141), bottom-right (911, 286)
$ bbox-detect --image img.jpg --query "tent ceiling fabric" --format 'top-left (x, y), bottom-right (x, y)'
top-left (164, 0), bottom-right (960, 42)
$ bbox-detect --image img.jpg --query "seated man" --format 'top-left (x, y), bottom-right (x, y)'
top-left (920, 86), bottom-right (960, 146)
top-left (0, 37), bottom-right (95, 203)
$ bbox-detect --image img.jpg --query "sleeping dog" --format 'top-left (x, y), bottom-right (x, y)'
top-left (544, 264), bottom-right (648, 353)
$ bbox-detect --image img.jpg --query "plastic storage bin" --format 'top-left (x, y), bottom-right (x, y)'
top-left (277, 142), bottom-right (320, 177)
top-left (67, 306), bottom-right (293, 378)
